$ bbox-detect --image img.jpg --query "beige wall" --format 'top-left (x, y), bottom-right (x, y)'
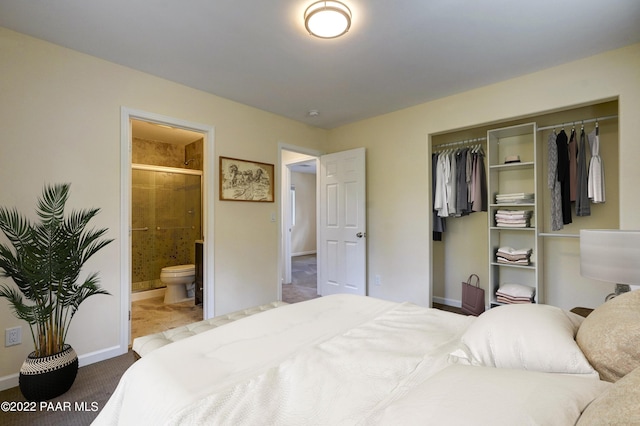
top-left (291, 172), bottom-right (317, 255)
top-left (327, 43), bottom-right (640, 309)
top-left (0, 27), bottom-right (326, 385)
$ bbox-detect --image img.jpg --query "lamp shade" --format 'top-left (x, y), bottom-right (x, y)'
top-left (580, 229), bottom-right (640, 285)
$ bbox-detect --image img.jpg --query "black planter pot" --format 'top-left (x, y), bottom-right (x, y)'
top-left (19, 344), bottom-right (78, 401)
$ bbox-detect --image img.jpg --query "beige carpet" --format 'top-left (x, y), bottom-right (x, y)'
top-left (0, 350), bottom-right (136, 426)
top-left (282, 254), bottom-right (320, 304)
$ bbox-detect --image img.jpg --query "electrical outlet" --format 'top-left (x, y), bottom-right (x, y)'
top-left (5, 326), bottom-right (21, 347)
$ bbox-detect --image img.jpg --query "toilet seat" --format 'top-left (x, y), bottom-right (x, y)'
top-left (160, 264), bottom-right (195, 278)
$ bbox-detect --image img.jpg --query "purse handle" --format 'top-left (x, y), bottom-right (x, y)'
top-left (466, 274), bottom-right (480, 287)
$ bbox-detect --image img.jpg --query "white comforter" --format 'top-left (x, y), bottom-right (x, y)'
top-left (94, 295), bottom-right (474, 425)
top-left (94, 294), bottom-right (610, 425)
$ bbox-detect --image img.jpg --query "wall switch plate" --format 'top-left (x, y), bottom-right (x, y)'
top-left (5, 326), bottom-right (21, 347)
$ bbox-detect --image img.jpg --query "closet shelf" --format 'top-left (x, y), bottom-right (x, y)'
top-left (489, 161), bottom-right (534, 170)
top-left (490, 298), bottom-right (535, 307)
top-left (489, 203), bottom-right (535, 208)
top-left (490, 226), bottom-right (535, 231)
top-left (491, 262), bottom-right (536, 270)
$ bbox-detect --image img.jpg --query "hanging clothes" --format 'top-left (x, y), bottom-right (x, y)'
top-left (434, 151), bottom-right (450, 217)
top-left (432, 153), bottom-right (445, 240)
top-left (447, 150), bottom-right (458, 215)
top-left (547, 131), bottom-right (563, 231)
top-left (432, 144), bottom-right (487, 225)
top-left (575, 128), bottom-right (591, 216)
top-left (568, 128), bottom-right (578, 202)
top-left (471, 149), bottom-right (487, 212)
top-left (454, 149), bottom-right (467, 216)
top-left (588, 126), bottom-right (605, 203)
top-left (556, 130), bottom-right (572, 225)
top-left (435, 152), bottom-right (451, 217)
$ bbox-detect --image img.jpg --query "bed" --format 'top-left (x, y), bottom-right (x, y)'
top-left (93, 291), bottom-right (640, 425)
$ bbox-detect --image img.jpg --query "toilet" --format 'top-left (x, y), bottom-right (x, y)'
top-left (160, 264), bottom-right (195, 304)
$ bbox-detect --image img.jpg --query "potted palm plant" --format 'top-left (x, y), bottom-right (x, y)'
top-left (0, 183), bottom-right (113, 401)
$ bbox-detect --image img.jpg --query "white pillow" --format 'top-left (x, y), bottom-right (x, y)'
top-left (369, 365), bottom-right (611, 426)
top-left (450, 303), bottom-right (597, 375)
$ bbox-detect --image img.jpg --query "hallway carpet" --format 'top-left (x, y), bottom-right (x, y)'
top-left (282, 254), bottom-right (319, 304)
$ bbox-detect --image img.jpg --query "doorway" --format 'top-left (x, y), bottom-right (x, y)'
top-left (280, 147), bottom-right (320, 303)
top-left (285, 159), bottom-right (319, 303)
top-left (278, 145), bottom-right (368, 303)
top-left (120, 108), bottom-right (215, 352)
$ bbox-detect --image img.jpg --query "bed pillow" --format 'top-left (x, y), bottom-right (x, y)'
top-left (576, 290), bottom-right (640, 383)
top-left (370, 364), bottom-right (611, 426)
top-left (577, 365), bottom-right (640, 425)
top-left (450, 303), bottom-right (597, 375)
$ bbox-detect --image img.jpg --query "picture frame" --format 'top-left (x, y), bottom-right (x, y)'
top-left (219, 156), bottom-right (274, 202)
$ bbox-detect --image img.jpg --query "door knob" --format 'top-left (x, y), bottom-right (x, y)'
top-left (356, 232), bottom-right (366, 238)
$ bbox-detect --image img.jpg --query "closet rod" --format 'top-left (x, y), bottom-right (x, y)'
top-left (537, 114), bottom-right (618, 132)
top-left (434, 137), bottom-right (486, 150)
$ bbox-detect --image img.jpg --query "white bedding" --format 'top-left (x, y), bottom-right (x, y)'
top-left (93, 294), bottom-right (609, 425)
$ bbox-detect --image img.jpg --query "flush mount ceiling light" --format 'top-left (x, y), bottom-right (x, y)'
top-left (304, 1), bottom-right (352, 39)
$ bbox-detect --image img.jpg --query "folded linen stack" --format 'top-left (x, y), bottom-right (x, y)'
top-left (495, 193), bottom-right (535, 204)
top-left (496, 246), bottom-right (532, 265)
top-left (496, 283), bottom-right (536, 304)
top-left (495, 209), bottom-right (532, 228)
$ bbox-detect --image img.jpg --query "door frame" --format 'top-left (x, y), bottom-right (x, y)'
top-left (120, 107), bottom-right (215, 351)
top-left (277, 143), bottom-right (322, 300)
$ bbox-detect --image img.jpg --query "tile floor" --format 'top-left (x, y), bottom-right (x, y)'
top-left (131, 296), bottom-right (203, 341)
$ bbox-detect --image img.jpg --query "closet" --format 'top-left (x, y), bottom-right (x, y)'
top-left (430, 100), bottom-right (619, 310)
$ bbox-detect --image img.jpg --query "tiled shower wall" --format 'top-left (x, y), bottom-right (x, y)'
top-left (131, 137), bottom-right (203, 292)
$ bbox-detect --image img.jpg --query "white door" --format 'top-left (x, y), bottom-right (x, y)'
top-left (319, 148), bottom-right (366, 296)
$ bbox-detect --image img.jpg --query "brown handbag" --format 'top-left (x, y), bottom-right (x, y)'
top-left (461, 274), bottom-right (485, 316)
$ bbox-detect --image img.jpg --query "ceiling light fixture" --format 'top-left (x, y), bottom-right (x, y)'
top-left (304, 1), bottom-right (352, 39)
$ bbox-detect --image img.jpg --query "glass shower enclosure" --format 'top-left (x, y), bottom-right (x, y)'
top-left (131, 164), bottom-right (203, 293)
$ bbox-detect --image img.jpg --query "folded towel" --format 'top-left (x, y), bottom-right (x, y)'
top-left (496, 283), bottom-right (536, 298)
top-left (496, 210), bottom-right (530, 215)
top-left (497, 247), bottom-right (532, 256)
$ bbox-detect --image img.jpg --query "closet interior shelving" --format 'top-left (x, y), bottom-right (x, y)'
top-left (487, 123), bottom-right (542, 306)
top-left (430, 99), bottom-right (620, 310)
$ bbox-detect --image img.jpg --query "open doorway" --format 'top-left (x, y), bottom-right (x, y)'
top-left (120, 108), bottom-right (215, 352)
top-left (279, 146), bottom-right (367, 303)
top-left (280, 147), bottom-right (320, 304)
top-left (129, 119), bottom-right (204, 341)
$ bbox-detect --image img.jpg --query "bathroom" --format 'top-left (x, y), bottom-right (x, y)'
top-left (130, 119), bottom-right (204, 338)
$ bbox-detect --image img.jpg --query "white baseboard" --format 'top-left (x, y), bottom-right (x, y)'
top-left (0, 373), bottom-right (18, 391)
top-left (432, 296), bottom-right (461, 308)
top-left (78, 345), bottom-right (127, 368)
top-left (0, 344), bottom-right (127, 392)
top-left (292, 251), bottom-right (317, 257)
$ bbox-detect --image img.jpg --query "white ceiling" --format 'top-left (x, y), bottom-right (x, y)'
top-left (1, 1), bottom-right (639, 129)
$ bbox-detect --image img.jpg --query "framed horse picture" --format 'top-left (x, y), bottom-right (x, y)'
top-left (219, 156), bottom-right (274, 202)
